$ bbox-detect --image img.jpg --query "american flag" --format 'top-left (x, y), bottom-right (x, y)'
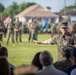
top-left (4, 16), bottom-right (11, 26)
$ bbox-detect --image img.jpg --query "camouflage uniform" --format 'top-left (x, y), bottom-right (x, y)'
top-left (14, 22), bottom-right (22, 43)
top-left (28, 21), bottom-right (38, 42)
top-left (0, 21), bottom-right (3, 42)
top-left (72, 22), bottom-right (76, 35)
top-left (6, 21), bottom-right (15, 45)
top-left (51, 24), bottom-right (57, 38)
top-left (54, 59), bottom-right (72, 70)
top-left (51, 33), bottom-right (76, 60)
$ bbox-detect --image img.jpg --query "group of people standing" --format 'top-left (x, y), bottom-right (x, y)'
top-left (28, 18), bottom-right (39, 43)
top-left (0, 17), bottom-right (22, 45)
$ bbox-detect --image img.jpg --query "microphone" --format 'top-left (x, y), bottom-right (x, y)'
top-left (62, 35), bottom-right (65, 40)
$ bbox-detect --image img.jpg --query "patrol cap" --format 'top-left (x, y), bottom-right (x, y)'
top-left (72, 48), bottom-right (76, 58)
top-left (60, 21), bottom-right (68, 28)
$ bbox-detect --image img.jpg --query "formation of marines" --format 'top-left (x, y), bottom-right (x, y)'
top-left (0, 17), bottom-right (22, 45)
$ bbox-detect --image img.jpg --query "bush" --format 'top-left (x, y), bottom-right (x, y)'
top-left (23, 23), bottom-right (29, 33)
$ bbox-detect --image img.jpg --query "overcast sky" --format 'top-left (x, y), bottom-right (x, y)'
top-left (0, 0), bottom-right (75, 12)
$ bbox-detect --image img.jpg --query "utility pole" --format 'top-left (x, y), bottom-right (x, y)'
top-left (64, 0), bottom-right (66, 15)
top-left (75, 0), bottom-right (76, 7)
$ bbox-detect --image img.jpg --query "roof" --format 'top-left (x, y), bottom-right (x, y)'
top-left (66, 9), bottom-right (76, 15)
top-left (16, 5), bottom-right (58, 17)
top-left (61, 9), bottom-right (76, 16)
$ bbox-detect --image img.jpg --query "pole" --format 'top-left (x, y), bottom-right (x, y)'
top-left (75, 0), bottom-right (76, 7)
top-left (64, 0), bottom-right (66, 15)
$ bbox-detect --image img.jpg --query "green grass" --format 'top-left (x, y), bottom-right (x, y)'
top-left (2, 34), bottom-right (57, 66)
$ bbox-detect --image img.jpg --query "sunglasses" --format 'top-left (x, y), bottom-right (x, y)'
top-left (61, 27), bottom-right (67, 29)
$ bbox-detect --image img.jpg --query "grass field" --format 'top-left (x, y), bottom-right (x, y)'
top-left (2, 34), bottom-right (57, 66)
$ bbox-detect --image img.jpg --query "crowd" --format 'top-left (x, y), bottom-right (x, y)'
top-left (0, 45), bottom-right (76, 75)
top-left (0, 16), bottom-right (76, 75)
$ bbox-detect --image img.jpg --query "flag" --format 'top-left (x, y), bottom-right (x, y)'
top-left (55, 17), bottom-right (59, 23)
top-left (68, 17), bottom-right (71, 26)
top-left (42, 17), bottom-right (48, 29)
top-left (26, 23), bottom-right (29, 28)
top-left (4, 16), bottom-right (11, 26)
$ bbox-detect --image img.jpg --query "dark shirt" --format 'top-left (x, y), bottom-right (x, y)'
top-left (9, 63), bottom-right (15, 75)
top-left (54, 59), bottom-right (72, 70)
top-left (0, 21), bottom-right (4, 32)
top-left (63, 65), bottom-right (76, 75)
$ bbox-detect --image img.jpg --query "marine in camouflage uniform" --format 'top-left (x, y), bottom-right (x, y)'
top-left (14, 18), bottom-right (22, 43)
top-left (52, 33), bottom-right (76, 60)
top-left (71, 21), bottom-right (76, 35)
top-left (34, 21), bottom-right (76, 60)
top-left (0, 19), bottom-right (4, 42)
top-left (6, 19), bottom-right (15, 45)
top-left (51, 23), bottom-right (57, 38)
top-left (51, 23), bottom-right (76, 60)
top-left (28, 19), bottom-right (38, 42)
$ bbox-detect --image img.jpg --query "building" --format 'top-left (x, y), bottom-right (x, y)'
top-left (15, 4), bottom-right (58, 23)
top-left (61, 9), bottom-right (76, 21)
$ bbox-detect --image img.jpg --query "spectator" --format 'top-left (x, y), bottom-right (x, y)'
top-left (14, 64), bottom-right (38, 75)
top-left (54, 46), bottom-right (73, 70)
top-left (36, 50), bottom-right (67, 75)
top-left (0, 56), bottom-right (10, 75)
top-left (63, 48), bottom-right (76, 75)
top-left (0, 46), bottom-right (15, 75)
top-left (31, 52), bottom-right (42, 70)
top-left (71, 68), bottom-right (76, 75)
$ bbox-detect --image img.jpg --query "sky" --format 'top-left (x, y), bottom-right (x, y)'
top-left (0, 0), bottom-right (75, 12)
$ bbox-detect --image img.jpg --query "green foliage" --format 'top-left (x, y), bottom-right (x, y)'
top-left (23, 23), bottom-right (29, 33)
top-left (46, 6), bottom-right (51, 10)
top-left (0, 3), bottom-right (5, 12)
top-left (18, 2), bottom-right (27, 13)
top-left (18, 2), bottom-right (36, 13)
top-left (2, 9), bottom-right (9, 17)
top-left (2, 2), bottom-right (36, 18)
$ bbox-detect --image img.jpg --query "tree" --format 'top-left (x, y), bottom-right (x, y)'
top-left (18, 2), bottom-right (36, 13)
top-left (0, 3), bottom-right (5, 12)
top-left (4, 2), bottom-right (18, 18)
top-left (2, 2), bottom-right (36, 18)
top-left (18, 2), bottom-right (26, 12)
top-left (46, 6), bottom-right (51, 10)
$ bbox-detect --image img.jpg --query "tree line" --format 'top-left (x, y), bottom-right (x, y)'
top-left (0, 1), bottom-right (75, 19)
top-left (0, 2), bottom-right (36, 18)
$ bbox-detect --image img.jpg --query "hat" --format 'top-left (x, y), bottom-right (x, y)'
top-left (72, 48), bottom-right (76, 58)
top-left (60, 21), bottom-right (68, 28)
